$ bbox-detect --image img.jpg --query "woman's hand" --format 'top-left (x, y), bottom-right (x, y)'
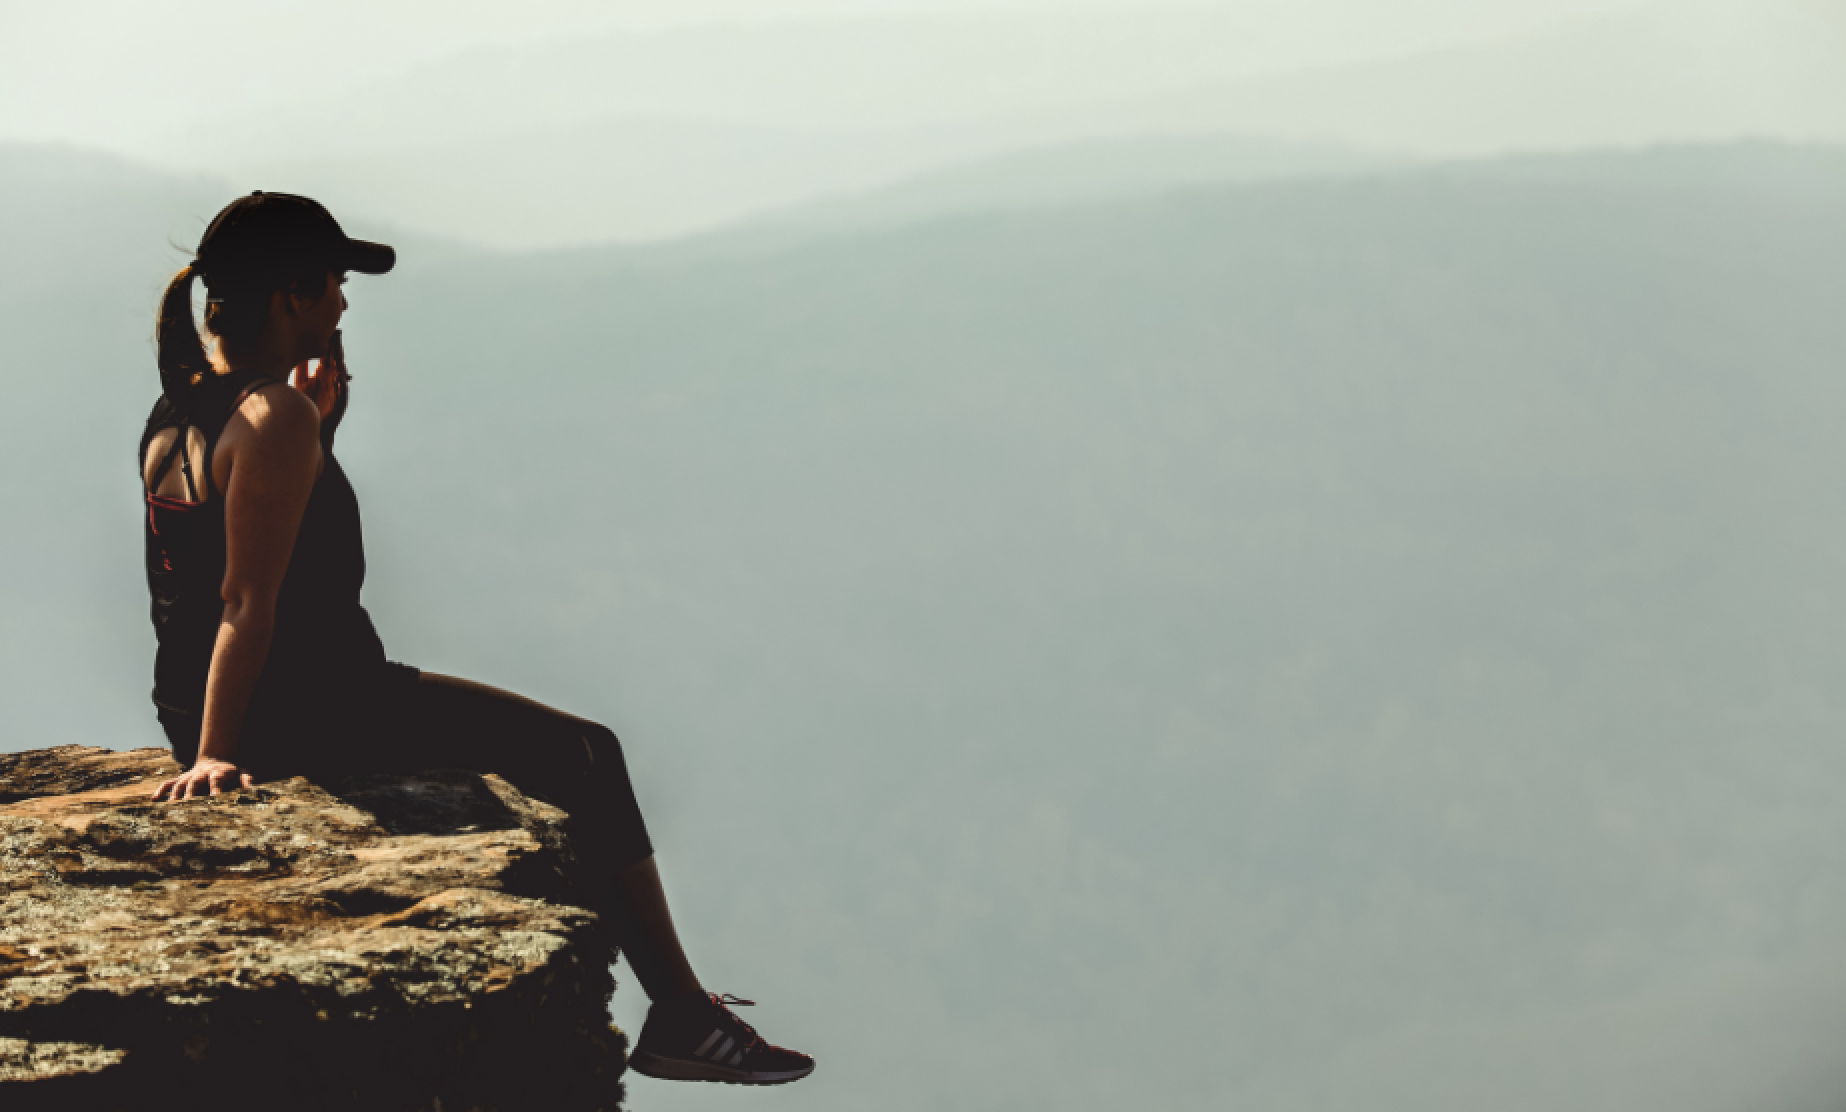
top-left (292, 346), bottom-right (350, 448)
top-left (153, 757), bottom-right (256, 802)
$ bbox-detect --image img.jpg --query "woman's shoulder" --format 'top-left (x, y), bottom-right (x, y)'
top-left (232, 379), bottom-right (320, 434)
top-left (216, 381), bottom-right (321, 482)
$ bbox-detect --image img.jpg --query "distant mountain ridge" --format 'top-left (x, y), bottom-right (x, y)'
top-left (0, 142), bottom-right (473, 299)
top-left (723, 137), bottom-right (1846, 254)
top-left (67, 0), bottom-right (1840, 248)
top-left (9, 136), bottom-right (1846, 269)
top-left (742, 133), bottom-right (1408, 236)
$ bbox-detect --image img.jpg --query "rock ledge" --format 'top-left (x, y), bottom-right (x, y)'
top-left (0, 745), bottom-right (624, 1111)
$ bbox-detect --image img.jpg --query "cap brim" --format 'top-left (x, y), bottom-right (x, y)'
top-left (342, 238), bottom-right (396, 275)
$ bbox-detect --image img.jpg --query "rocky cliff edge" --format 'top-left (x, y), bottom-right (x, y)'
top-left (0, 745), bottom-right (625, 1111)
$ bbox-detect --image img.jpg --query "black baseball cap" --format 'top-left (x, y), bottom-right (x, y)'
top-left (193, 191), bottom-right (394, 288)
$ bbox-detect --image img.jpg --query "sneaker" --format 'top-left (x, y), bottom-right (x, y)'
top-left (628, 992), bottom-right (815, 1085)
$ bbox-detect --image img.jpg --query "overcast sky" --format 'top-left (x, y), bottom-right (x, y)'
top-left (0, 0), bottom-right (1706, 147)
top-left (4, 0), bottom-right (1841, 244)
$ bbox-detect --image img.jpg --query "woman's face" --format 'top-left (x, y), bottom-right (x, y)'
top-left (292, 270), bottom-right (346, 360)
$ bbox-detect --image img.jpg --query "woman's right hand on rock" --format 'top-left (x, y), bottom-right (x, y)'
top-left (153, 757), bottom-right (256, 802)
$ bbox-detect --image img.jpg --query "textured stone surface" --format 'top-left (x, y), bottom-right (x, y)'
top-left (0, 745), bottom-right (625, 1111)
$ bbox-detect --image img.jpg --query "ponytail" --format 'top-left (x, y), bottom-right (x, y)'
top-left (155, 264), bottom-right (211, 407)
top-left (154, 257), bottom-right (330, 407)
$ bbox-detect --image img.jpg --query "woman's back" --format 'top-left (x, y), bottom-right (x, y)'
top-left (141, 371), bottom-right (392, 759)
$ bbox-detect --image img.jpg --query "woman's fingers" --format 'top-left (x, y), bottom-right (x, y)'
top-left (291, 360), bottom-right (329, 414)
top-left (151, 764), bottom-right (254, 803)
top-left (295, 355), bottom-right (345, 420)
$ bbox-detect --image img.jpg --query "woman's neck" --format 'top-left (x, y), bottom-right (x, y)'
top-left (212, 336), bottom-right (297, 378)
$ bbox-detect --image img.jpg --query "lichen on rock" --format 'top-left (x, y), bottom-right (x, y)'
top-left (0, 745), bottom-right (626, 1111)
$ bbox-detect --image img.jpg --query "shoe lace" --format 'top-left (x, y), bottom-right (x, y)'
top-left (712, 993), bottom-right (765, 1055)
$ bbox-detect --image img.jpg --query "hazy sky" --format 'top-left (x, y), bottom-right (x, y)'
top-left (0, 0), bottom-right (1713, 147)
top-left (4, 0), bottom-right (1842, 244)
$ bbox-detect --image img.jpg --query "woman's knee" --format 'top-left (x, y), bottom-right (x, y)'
top-left (575, 720), bottom-right (628, 777)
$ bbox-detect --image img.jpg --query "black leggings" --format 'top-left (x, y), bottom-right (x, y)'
top-left (159, 668), bottom-right (655, 873)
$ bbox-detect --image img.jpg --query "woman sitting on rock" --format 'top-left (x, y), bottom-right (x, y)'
top-left (139, 191), bottom-right (813, 1088)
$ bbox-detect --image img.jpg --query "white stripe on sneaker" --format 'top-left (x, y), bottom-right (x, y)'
top-left (713, 1036), bottom-right (736, 1061)
top-left (693, 1029), bottom-right (724, 1058)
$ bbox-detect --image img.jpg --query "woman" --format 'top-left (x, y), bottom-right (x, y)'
top-left (140, 191), bottom-right (813, 1087)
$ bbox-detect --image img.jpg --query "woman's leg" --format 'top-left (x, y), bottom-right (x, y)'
top-left (366, 671), bottom-right (813, 1084)
top-left (387, 671), bottom-right (703, 1002)
top-left (607, 856), bottom-right (703, 1001)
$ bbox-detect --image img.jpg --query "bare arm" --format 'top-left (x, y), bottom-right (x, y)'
top-left (154, 385), bottom-right (322, 801)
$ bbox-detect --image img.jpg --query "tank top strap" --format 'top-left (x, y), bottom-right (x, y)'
top-left (199, 373), bottom-right (286, 500)
top-left (142, 370), bottom-right (289, 502)
top-left (147, 424), bottom-right (199, 502)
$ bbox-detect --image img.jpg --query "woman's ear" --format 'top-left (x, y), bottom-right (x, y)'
top-left (279, 273), bottom-right (330, 318)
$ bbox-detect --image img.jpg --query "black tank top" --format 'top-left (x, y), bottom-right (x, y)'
top-left (140, 370), bottom-right (393, 739)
